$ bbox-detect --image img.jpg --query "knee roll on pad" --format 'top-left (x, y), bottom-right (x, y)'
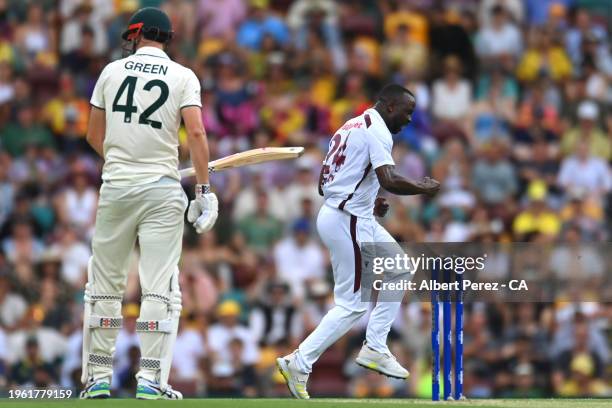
top-left (137, 293), bottom-right (173, 334)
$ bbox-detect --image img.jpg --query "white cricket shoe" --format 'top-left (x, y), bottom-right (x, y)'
top-left (355, 343), bottom-right (410, 379)
top-left (276, 351), bottom-right (310, 399)
top-left (136, 378), bottom-right (183, 400)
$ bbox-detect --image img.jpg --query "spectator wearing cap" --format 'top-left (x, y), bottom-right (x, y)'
top-left (250, 280), bottom-right (301, 347)
top-left (512, 180), bottom-right (561, 240)
top-left (561, 101), bottom-right (610, 160)
top-left (273, 218), bottom-right (325, 300)
top-left (206, 300), bottom-right (258, 396)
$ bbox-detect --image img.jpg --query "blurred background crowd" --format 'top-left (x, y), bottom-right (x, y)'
top-left (0, 0), bottom-right (611, 399)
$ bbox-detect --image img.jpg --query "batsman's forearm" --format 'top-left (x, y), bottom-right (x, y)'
top-left (187, 130), bottom-right (210, 184)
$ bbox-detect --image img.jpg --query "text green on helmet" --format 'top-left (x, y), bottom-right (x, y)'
top-left (121, 7), bottom-right (174, 54)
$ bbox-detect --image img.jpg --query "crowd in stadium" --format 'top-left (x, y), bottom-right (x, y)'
top-left (0, 0), bottom-right (610, 398)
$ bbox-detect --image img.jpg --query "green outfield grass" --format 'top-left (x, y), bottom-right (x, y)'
top-left (1, 399), bottom-right (612, 408)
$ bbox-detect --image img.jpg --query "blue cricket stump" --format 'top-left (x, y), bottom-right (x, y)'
top-left (432, 266), bottom-right (464, 401)
top-left (431, 266), bottom-right (440, 401)
top-left (455, 272), bottom-right (464, 400)
top-left (443, 267), bottom-right (452, 400)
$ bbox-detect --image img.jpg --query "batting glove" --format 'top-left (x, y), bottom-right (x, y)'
top-left (187, 184), bottom-right (218, 233)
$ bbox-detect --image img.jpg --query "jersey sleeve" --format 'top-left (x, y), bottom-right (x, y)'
top-left (366, 126), bottom-right (395, 169)
top-left (180, 69), bottom-right (202, 109)
top-left (90, 64), bottom-right (110, 110)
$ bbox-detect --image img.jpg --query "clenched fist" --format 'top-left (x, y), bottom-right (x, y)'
top-left (373, 197), bottom-right (389, 217)
top-left (419, 176), bottom-right (441, 197)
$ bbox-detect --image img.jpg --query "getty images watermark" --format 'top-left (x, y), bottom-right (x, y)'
top-left (370, 253), bottom-right (528, 293)
top-left (359, 242), bottom-right (610, 302)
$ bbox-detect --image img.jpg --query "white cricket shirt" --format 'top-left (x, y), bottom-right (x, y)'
top-left (321, 108), bottom-right (395, 218)
top-left (90, 46), bottom-right (202, 186)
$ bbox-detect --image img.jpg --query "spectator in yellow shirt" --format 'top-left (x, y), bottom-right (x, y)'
top-left (42, 73), bottom-right (89, 149)
top-left (517, 28), bottom-right (572, 82)
top-left (513, 180), bottom-right (561, 240)
top-left (561, 101), bottom-right (610, 160)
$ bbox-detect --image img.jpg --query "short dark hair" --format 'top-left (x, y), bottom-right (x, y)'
top-left (376, 84), bottom-right (415, 105)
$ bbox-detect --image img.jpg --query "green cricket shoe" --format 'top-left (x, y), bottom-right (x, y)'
top-left (80, 379), bottom-right (111, 399)
top-left (136, 378), bottom-right (183, 400)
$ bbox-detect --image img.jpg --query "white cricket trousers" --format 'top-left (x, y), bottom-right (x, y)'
top-left (295, 203), bottom-right (404, 373)
top-left (88, 177), bottom-right (187, 381)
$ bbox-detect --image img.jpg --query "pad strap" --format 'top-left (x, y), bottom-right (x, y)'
top-left (140, 357), bottom-right (162, 370)
top-left (135, 319), bottom-right (173, 333)
top-left (89, 316), bottom-right (123, 329)
top-left (87, 293), bottom-right (123, 303)
top-left (142, 293), bottom-right (170, 304)
top-left (88, 353), bottom-right (113, 368)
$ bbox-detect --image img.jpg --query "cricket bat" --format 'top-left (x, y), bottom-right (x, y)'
top-left (179, 146), bottom-right (305, 178)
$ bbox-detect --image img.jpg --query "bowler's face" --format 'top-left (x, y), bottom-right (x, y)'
top-left (389, 95), bottom-right (416, 134)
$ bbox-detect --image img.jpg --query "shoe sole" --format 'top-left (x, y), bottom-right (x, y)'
top-left (276, 358), bottom-right (309, 399)
top-left (136, 393), bottom-right (161, 400)
top-left (80, 388), bottom-right (111, 399)
top-left (80, 394), bottom-right (110, 399)
top-left (355, 357), bottom-right (410, 380)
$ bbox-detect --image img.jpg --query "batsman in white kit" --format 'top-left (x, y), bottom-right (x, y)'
top-left (80, 8), bottom-right (218, 399)
top-left (277, 85), bottom-right (440, 399)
